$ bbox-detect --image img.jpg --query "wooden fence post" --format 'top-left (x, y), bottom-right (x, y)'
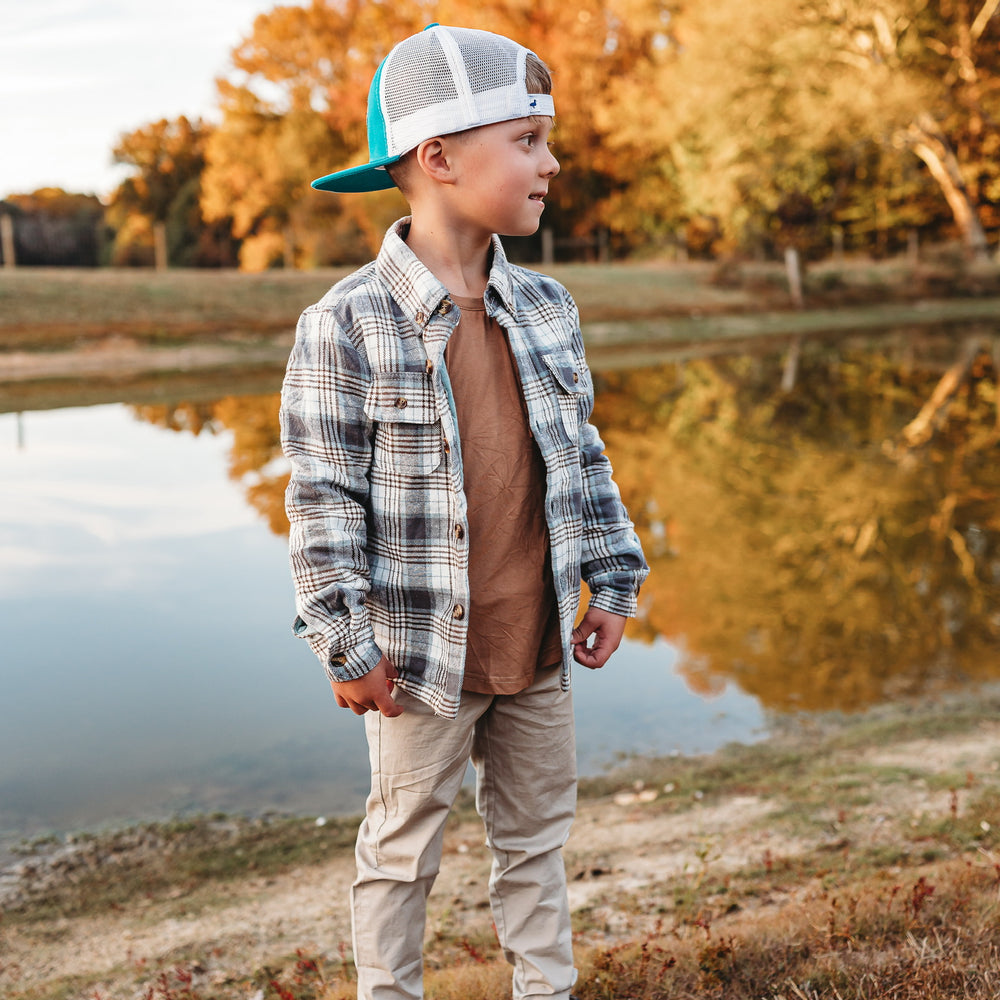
top-left (597, 228), bottom-right (610, 263)
top-left (784, 246), bottom-right (804, 308)
top-left (541, 227), bottom-right (554, 265)
top-left (153, 221), bottom-right (168, 271)
top-left (675, 229), bottom-right (688, 262)
top-left (1, 214), bottom-right (15, 268)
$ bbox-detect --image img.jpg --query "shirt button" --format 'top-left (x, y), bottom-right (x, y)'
top-left (395, 397), bottom-right (407, 409)
top-left (437, 297), bottom-right (453, 315)
top-left (425, 359), bottom-right (434, 375)
top-left (452, 604), bottom-right (465, 620)
top-left (415, 310), bottom-right (426, 324)
top-left (573, 371), bottom-right (580, 383)
top-left (454, 524), bottom-right (465, 541)
top-left (443, 439), bottom-right (451, 454)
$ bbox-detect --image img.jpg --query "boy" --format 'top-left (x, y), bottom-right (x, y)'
top-left (280, 24), bottom-right (648, 1000)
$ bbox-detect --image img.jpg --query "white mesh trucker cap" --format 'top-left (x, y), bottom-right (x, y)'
top-left (311, 23), bottom-right (556, 193)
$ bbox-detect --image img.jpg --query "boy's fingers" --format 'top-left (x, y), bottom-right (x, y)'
top-left (329, 655), bottom-right (403, 716)
top-left (370, 658), bottom-right (403, 716)
top-left (572, 627), bottom-right (602, 668)
top-left (374, 691), bottom-right (404, 718)
top-left (573, 610), bottom-right (627, 670)
top-left (383, 660), bottom-right (399, 691)
top-left (573, 643), bottom-right (606, 669)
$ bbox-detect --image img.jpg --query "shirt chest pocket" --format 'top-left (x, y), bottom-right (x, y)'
top-left (364, 372), bottom-right (443, 476)
top-left (543, 350), bottom-right (588, 442)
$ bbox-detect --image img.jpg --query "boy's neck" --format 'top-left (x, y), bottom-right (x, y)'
top-left (402, 210), bottom-right (492, 300)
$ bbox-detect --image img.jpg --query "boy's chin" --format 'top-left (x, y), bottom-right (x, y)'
top-left (500, 221), bottom-right (543, 238)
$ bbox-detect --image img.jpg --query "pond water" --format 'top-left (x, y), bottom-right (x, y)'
top-left (2, 324), bottom-right (999, 857)
top-left (0, 387), bottom-right (759, 857)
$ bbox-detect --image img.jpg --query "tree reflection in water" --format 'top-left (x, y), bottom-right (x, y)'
top-left (131, 330), bottom-right (1000, 715)
top-left (594, 332), bottom-right (1000, 713)
top-left (132, 394), bottom-right (290, 536)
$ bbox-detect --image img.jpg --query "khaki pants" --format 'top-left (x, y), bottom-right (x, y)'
top-left (352, 666), bottom-right (578, 999)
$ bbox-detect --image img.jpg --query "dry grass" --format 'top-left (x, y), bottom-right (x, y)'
top-left (571, 861), bottom-right (1000, 999)
top-left (0, 268), bottom-right (351, 333)
top-left (0, 263), bottom-right (738, 347)
top-left (3, 253), bottom-right (1000, 354)
top-left (117, 859), bottom-right (1000, 1000)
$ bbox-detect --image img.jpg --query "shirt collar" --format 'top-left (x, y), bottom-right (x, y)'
top-left (484, 235), bottom-right (516, 320)
top-left (375, 219), bottom-right (517, 328)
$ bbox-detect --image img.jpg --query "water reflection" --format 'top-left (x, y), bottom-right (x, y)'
top-left (133, 397), bottom-right (289, 535)
top-left (594, 331), bottom-right (1000, 712)
top-left (130, 327), bottom-right (1000, 715)
top-left (3, 402), bottom-right (741, 851)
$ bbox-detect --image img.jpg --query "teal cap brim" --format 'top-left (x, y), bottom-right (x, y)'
top-left (313, 54), bottom-right (397, 193)
top-left (311, 154), bottom-right (400, 193)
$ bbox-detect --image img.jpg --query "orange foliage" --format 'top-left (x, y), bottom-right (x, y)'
top-left (199, 0), bottom-right (681, 266)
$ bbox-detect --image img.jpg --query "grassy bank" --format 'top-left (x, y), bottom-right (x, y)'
top-left (2, 254), bottom-right (1000, 354)
top-left (4, 688), bottom-right (1000, 999)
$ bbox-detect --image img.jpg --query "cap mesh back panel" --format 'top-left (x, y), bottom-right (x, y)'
top-left (455, 31), bottom-right (517, 95)
top-left (383, 34), bottom-right (458, 124)
top-left (377, 26), bottom-right (541, 157)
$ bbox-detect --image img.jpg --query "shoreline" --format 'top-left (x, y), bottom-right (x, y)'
top-left (3, 295), bottom-right (1000, 416)
top-left (5, 685), bottom-right (1000, 997)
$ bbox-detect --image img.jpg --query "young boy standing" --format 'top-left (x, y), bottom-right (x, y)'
top-left (280, 24), bottom-right (648, 1000)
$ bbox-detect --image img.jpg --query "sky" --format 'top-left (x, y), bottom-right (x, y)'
top-left (1, 1), bottom-right (275, 202)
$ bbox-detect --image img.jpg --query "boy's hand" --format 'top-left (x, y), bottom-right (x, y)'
top-left (330, 656), bottom-right (403, 717)
top-left (572, 608), bottom-right (627, 670)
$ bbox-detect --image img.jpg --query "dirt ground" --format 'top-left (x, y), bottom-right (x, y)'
top-left (3, 714), bottom-right (999, 999)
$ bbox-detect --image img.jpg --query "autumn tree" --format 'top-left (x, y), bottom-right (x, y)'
top-left (200, 0), bottom-right (682, 267)
top-left (661, 0), bottom-right (1000, 258)
top-left (830, 0), bottom-right (1000, 259)
top-left (448, 0), bottom-right (683, 252)
top-left (200, 1), bottom-right (424, 270)
top-left (110, 116), bottom-right (237, 268)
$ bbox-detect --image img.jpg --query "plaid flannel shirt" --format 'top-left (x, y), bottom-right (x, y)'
top-left (281, 219), bottom-right (648, 719)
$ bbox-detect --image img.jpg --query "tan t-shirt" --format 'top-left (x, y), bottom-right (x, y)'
top-left (444, 294), bottom-right (563, 694)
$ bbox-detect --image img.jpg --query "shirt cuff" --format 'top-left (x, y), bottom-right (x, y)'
top-left (588, 587), bottom-right (639, 619)
top-left (325, 636), bottom-right (385, 683)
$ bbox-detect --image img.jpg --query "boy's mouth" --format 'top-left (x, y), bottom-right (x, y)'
top-left (529, 192), bottom-right (546, 202)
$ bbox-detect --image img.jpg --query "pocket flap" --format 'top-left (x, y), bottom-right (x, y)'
top-left (543, 351), bottom-right (585, 394)
top-left (364, 372), bottom-right (439, 424)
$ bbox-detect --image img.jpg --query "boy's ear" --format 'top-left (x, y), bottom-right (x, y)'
top-left (414, 136), bottom-right (459, 185)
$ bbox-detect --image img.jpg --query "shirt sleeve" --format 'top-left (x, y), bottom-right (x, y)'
top-left (280, 304), bottom-right (384, 682)
top-left (564, 289), bottom-right (650, 616)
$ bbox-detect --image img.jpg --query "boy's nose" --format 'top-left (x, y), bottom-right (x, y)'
top-left (543, 148), bottom-right (560, 177)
